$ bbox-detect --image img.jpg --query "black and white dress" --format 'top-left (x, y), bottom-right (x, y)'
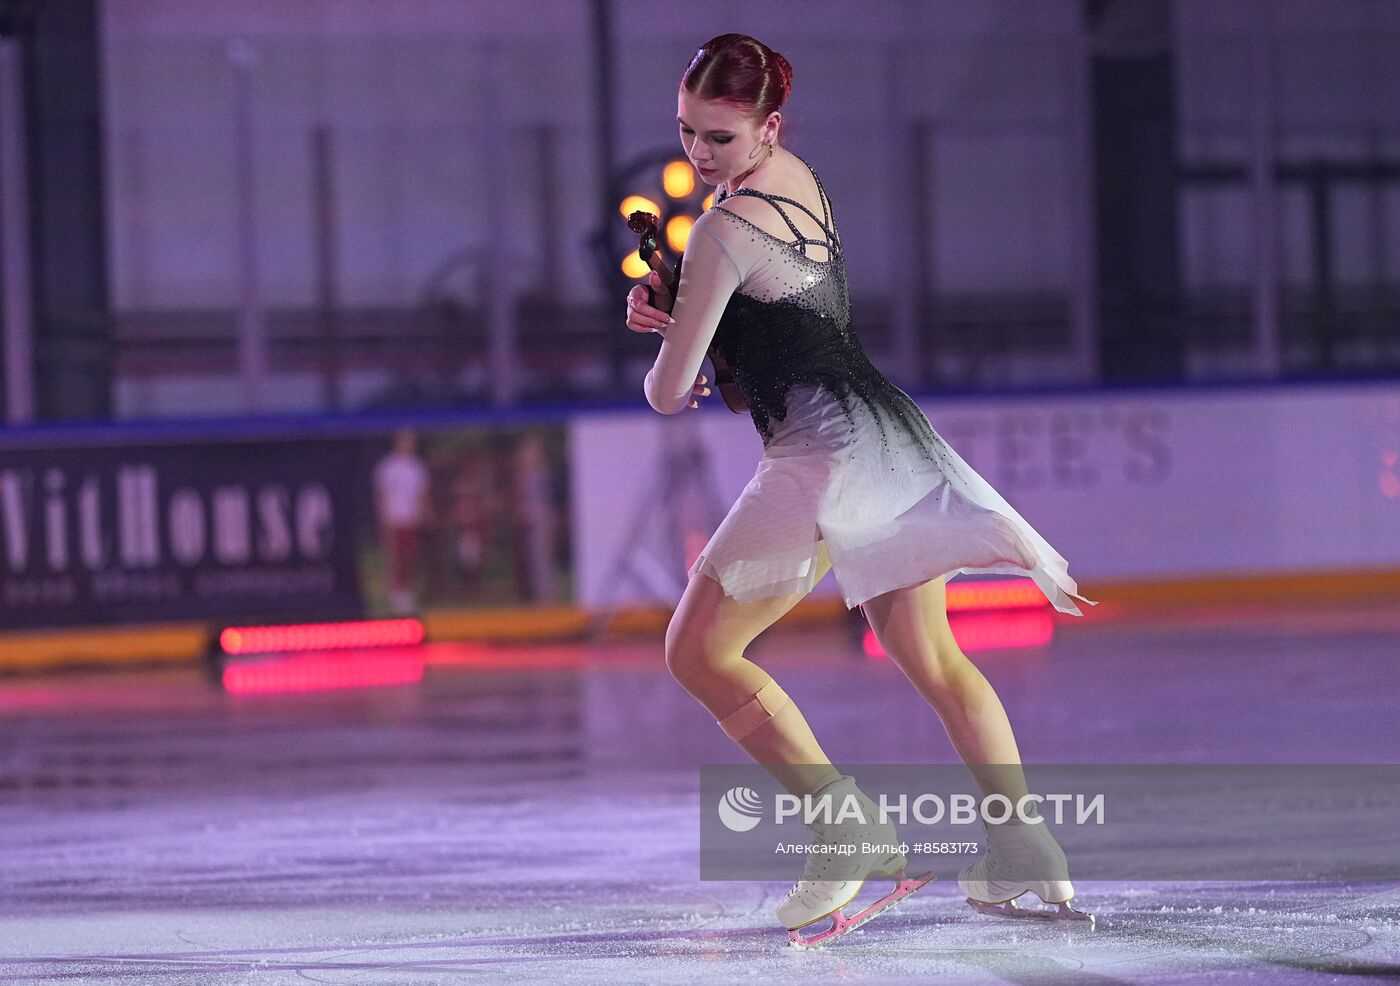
top-left (643, 154), bottom-right (1096, 616)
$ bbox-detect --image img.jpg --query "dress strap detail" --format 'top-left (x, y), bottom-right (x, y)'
top-left (715, 154), bottom-right (840, 260)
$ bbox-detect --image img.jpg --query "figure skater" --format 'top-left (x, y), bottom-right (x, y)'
top-left (624, 33), bottom-right (1098, 947)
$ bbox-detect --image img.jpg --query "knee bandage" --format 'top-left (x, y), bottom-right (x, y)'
top-left (716, 679), bottom-right (791, 742)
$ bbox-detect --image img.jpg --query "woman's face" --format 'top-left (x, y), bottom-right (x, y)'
top-left (677, 89), bottom-right (776, 186)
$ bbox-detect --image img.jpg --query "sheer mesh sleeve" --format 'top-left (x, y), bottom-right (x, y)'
top-left (643, 209), bottom-right (745, 414)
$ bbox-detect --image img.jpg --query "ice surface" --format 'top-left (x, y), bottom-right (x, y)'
top-left (1, 603), bottom-right (1397, 984)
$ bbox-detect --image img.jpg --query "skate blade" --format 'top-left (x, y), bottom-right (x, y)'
top-left (966, 895), bottom-right (1096, 929)
top-left (787, 872), bottom-right (935, 949)
top-left (782, 852), bottom-right (908, 932)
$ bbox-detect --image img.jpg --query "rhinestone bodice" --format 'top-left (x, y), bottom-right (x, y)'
top-left (708, 158), bottom-right (939, 458)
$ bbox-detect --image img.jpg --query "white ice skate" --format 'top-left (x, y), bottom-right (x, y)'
top-left (959, 817), bottom-right (1094, 926)
top-left (778, 776), bottom-right (934, 948)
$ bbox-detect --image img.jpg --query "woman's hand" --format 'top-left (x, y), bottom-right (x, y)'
top-left (625, 271), bottom-right (675, 334)
top-left (686, 372), bottom-right (711, 409)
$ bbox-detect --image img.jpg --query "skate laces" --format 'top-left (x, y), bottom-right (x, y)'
top-left (977, 822), bottom-right (1070, 882)
top-left (787, 800), bottom-right (893, 895)
top-left (794, 823), bottom-right (844, 885)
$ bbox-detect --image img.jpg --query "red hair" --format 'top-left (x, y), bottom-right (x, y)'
top-left (682, 34), bottom-right (792, 125)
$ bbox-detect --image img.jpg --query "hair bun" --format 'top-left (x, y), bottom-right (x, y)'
top-left (683, 34), bottom-right (793, 120)
top-left (773, 51), bottom-right (793, 100)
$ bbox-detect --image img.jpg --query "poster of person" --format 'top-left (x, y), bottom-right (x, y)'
top-left (357, 422), bottom-right (571, 617)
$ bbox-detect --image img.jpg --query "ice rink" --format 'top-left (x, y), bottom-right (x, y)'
top-left (2, 598), bottom-right (1398, 984)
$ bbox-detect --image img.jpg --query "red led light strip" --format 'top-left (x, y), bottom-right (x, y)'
top-left (862, 580), bottom-right (1055, 658)
top-left (219, 618), bottom-right (425, 655)
top-left (864, 610), bottom-right (1054, 658)
top-left (944, 579), bottom-right (1046, 612)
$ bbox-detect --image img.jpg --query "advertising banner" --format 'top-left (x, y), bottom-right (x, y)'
top-left (0, 419), bottom-right (572, 631)
top-left (0, 438), bottom-right (365, 630)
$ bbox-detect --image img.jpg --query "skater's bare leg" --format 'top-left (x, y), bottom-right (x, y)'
top-left (860, 574), bottom-right (1032, 806)
top-left (861, 575), bottom-right (1085, 920)
top-left (666, 542), bottom-right (841, 798)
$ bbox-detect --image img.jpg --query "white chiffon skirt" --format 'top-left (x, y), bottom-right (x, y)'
top-left (688, 384), bottom-right (1098, 615)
